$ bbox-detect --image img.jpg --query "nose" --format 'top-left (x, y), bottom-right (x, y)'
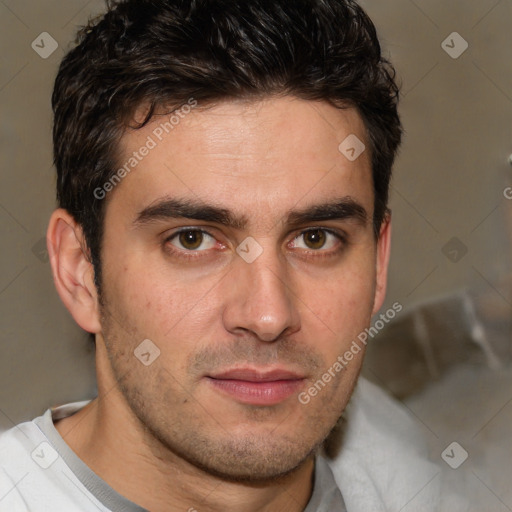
top-left (222, 249), bottom-right (301, 342)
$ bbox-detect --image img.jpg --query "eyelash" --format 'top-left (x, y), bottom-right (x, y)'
top-left (163, 227), bottom-right (347, 261)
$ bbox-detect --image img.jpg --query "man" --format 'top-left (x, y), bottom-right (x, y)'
top-left (0, 0), bottom-right (442, 510)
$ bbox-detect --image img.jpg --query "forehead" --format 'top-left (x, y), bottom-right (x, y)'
top-left (109, 96), bottom-right (373, 229)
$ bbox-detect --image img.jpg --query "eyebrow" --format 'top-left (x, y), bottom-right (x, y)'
top-left (133, 196), bottom-right (368, 230)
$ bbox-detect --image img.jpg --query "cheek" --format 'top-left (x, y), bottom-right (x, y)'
top-left (103, 259), bottom-right (221, 351)
top-left (302, 259), bottom-right (376, 337)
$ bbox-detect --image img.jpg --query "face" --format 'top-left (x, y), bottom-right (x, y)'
top-left (96, 96), bottom-right (389, 482)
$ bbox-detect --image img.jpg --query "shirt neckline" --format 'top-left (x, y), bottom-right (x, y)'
top-left (34, 400), bottom-right (345, 512)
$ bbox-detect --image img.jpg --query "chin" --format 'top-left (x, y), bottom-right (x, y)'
top-left (181, 439), bottom-right (319, 483)
top-left (149, 418), bottom-right (331, 483)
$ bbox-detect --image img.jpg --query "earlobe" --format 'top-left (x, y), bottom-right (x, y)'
top-left (47, 209), bottom-right (102, 333)
top-left (372, 214), bottom-right (392, 315)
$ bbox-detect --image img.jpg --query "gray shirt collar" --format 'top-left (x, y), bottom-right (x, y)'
top-left (35, 401), bottom-right (346, 512)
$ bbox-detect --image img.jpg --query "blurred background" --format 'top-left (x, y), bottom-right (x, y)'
top-left (0, 0), bottom-right (511, 509)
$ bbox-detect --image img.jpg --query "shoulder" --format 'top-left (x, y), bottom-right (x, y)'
top-left (0, 417), bottom-right (46, 472)
top-left (0, 418), bottom-right (46, 511)
top-left (325, 377), bottom-right (441, 512)
top-left (0, 413), bottom-right (107, 512)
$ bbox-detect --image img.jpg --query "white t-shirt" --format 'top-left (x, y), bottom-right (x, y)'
top-left (0, 378), bottom-right (451, 511)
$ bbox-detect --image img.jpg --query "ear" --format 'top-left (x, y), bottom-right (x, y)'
top-left (47, 209), bottom-right (102, 333)
top-left (371, 213), bottom-right (392, 315)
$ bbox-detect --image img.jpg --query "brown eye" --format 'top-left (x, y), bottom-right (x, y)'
top-left (178, 230), bottom-right (203, 250)
top-left (168, 230), bottom-right (216, 252)
top-left (290, 228), bottom-right (343, 253)
top-left (303, 229), bottom-right (327, 250)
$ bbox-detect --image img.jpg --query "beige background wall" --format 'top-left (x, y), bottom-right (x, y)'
top-left (1, 0), bottom-right (511, 439)
top-left (361, 0), bottom-right (512, 311)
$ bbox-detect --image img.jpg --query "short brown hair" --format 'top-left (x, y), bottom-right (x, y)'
top-left (52, 0), bottom-right (402, 288)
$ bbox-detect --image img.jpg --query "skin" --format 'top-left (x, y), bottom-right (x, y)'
top-left (47, 96), bottom-right (391, 512)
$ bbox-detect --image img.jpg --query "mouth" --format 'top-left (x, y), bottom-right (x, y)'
top-left (205, 367), bottom-right (306, 406)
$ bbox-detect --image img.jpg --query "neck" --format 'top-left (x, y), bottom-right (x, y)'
top-left (54, 355), bottom-right (315, 512)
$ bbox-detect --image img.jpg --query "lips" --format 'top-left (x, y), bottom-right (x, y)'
top-left (206, 367), bottom-right (305, 406)
top-left (209, 368), bottom-right (304, 382)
